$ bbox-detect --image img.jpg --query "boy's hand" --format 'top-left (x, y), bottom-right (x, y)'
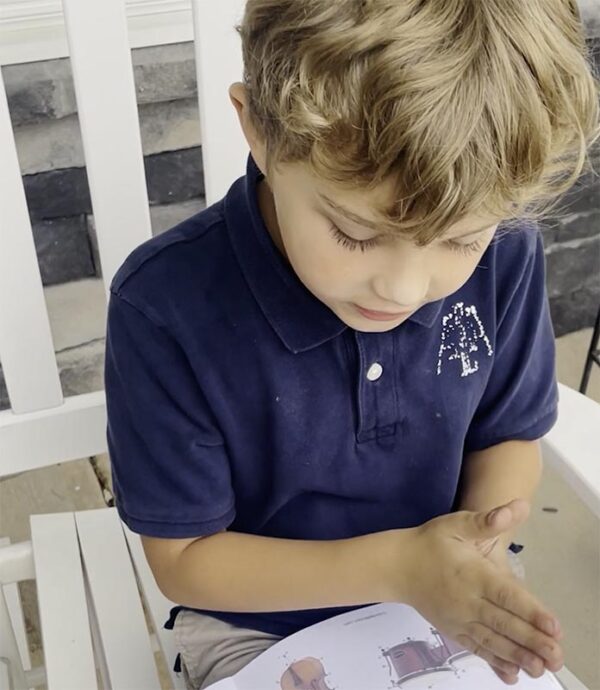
top-left (485, 543), bottom-right (513, 578)
top-left (475, 533), bottom-right (515, 580)
top-left (397, 499), bottom-right (564, 685)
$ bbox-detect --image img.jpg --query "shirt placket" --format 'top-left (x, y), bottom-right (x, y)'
top-left (354, 330), bottom-right (398, 443)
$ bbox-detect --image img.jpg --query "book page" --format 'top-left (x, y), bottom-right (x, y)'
top-left (213, 603), bottom-right (566, 690)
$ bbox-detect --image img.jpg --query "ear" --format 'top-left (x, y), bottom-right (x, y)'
top-left (228, 82), bottom-right (269, 176)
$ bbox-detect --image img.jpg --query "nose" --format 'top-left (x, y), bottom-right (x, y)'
top-left (370, 243), bottom-right (429, 309)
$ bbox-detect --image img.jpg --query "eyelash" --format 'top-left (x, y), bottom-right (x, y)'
top-left (447, 238), bottom-right (485, 255)
top-left (329, 224), bottom-right (380, 252)
top-left (328, 224), bottom-right (485, 255)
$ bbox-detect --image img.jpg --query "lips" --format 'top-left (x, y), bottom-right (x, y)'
top-left (354, 304), bottom-right (415, 322)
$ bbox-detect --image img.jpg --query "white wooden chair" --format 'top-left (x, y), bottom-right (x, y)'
top-left (0, 0), bottom-right (598, 688)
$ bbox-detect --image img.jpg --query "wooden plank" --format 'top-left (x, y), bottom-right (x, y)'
top-left (192, 0), bottom-right (248, 205)
top-left (0, 67), bottom-right (63, 416)
top-left (61, 0), bottom-right (153, 300)
top-left (75, 508), bottom-right (162, 690)
top-left (542, 383), bottom-right (600, 518)
top-left (122, 520), bottom-right (188, 690)
top-left (29, 513), bottom-right (97, 690)
top-left (0, 391), bottom-right (107, 477)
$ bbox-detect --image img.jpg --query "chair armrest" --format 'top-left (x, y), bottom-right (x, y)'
top-left (541, 383), bottom-right (600, 518)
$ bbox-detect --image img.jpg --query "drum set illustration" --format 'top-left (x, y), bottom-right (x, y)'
top-left (278, 628), bottom-right (475, 689)
top-left (382, 627), bottom-right (473, 686)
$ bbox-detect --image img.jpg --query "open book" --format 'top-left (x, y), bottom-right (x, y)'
top-left (207, 602), bottom-right (566, 689)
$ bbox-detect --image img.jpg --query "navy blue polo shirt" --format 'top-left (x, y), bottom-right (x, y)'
top-left (104, 153), bottom-right (558, 638)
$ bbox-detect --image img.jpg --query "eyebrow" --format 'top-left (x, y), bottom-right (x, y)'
top-left (318, 193), bottom-right (494, 239)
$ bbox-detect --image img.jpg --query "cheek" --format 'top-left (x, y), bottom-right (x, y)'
top-left (431, 248), bottom-right (489, 296)
top-left (281, 219), bottom-right (356, 291)
top-left (296, 238), bottom-right (350, 292)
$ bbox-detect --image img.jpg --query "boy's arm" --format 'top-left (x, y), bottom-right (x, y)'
top-left (143, 527), bottom-right (416, 612)
top-left (455, 439), bottom-right (543, 553)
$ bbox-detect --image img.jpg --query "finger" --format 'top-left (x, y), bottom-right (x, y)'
top-left (478, 599), bottom-right (564, 672)
top-left (455, 633), bottom-right (522, 678)
top-left (483, 571), bottom-right (562, 643)
top-left (464, 621), bottom-right (548, 678)
top-left (491, 665), bottom-right (519, 685)
top-left (488, 499), bottom-right (530, 529)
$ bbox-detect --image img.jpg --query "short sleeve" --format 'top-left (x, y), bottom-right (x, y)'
top-left (464, 230), bottom-right (559, 452)
top-left (104, 290), bottom-right (236, 537)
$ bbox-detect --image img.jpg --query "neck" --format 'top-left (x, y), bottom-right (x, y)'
top-left (257, 178), bottom-right (288, 260)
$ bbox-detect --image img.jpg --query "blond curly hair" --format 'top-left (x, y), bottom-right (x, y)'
top-left (236, 0), bottom-right (600, 242)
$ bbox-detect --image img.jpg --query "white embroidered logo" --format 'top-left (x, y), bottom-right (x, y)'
top-left (437, 302), bottom-right (493, 377)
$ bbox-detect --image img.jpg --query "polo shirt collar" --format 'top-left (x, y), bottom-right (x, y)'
top-left (225, 153), bottom-right (444, 353)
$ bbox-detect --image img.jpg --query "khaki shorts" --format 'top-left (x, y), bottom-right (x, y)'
top-left (173, 609), bottom-right (283, 689)
top-left (172, 551), bottom-right (525, 690)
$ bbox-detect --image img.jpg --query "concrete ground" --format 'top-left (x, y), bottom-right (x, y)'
top-left (1, 294), bottom-right (599, 688)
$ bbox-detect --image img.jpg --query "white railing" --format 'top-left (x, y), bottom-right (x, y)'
top-left (0, 0), bottom-right (248, 476)
top-left (0, 0), bottom-right (193, 66)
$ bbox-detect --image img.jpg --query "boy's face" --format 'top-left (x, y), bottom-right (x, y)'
top-left (231, 84), bottom-right (501, 333)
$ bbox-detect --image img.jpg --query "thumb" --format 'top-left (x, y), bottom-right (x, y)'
top-left (461, 498), bottom-right (530, 542)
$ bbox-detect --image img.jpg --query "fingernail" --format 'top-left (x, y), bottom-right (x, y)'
top-left (542, 619), bottom-right (556, 636)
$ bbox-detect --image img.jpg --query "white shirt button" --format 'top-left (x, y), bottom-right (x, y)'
top-left (366, 362), bottom-right (383, 381)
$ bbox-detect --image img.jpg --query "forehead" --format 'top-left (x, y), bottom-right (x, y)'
top-left (278, 160), bottom-right (499, 238)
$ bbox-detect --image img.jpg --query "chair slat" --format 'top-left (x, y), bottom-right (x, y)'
top-left (0, 391), bottom-right (107, 476)
top-left (542, 383), bottom-right (600, 518)
top-left (192, 0), bottom-right (249, 205)
top-left (61, 0), bottom-right (153, 299)
top-left (75, 508), bottom-right (162, 690)
top-left (121, 520), bottom-right (188, 690)
top-left (0, 537), bottom-right (33, 690)
top-left (0, 73), bottom-right (63, 415)
top-left (29, 513), bottom-right (97, 690)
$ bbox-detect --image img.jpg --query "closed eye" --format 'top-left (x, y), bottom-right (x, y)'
top-left (328, 224), bottom-right (381, 252)
top-left (445, 238), bottom-right (486, 256)
top-left (329, 222), bottom-right (490, 255)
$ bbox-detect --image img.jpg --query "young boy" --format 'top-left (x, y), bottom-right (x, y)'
top-left (104, 1), bottom-right (599, 688)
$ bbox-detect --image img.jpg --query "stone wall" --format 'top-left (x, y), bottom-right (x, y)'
top-left (2, 14), bottom-right (599, 337)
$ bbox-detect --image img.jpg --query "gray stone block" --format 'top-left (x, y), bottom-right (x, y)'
top-left (131, 43), bottom-right (197, 104)
top-left (14, 97), bottom-right (201, 176)
top-left (555, 210), bottom-right (600, 242)
top-left (3, 42), bottom-right (197, 128)
top-left (557, 169), bottom-right (600, 217)
top-left (2, 59), bottom-right (75, 126)
top-left (57, 339), bottom-right (106, 398)
top-left (550, 285), bottom-right (600, 337)
top-left (545, 235), bottom-right (600, 299)
top-left (32, 215), bottom-right (96, 286)
top-left (145, 146), bottom-right (204, 204)
top-left (139, 98), bottom-right (201, 160)
top-left (23, 146), bottom-right (204, 221)
top-left (24, 167), bottom-right (92, 221)
top-left (149, 198), bottom-right (207, 236)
